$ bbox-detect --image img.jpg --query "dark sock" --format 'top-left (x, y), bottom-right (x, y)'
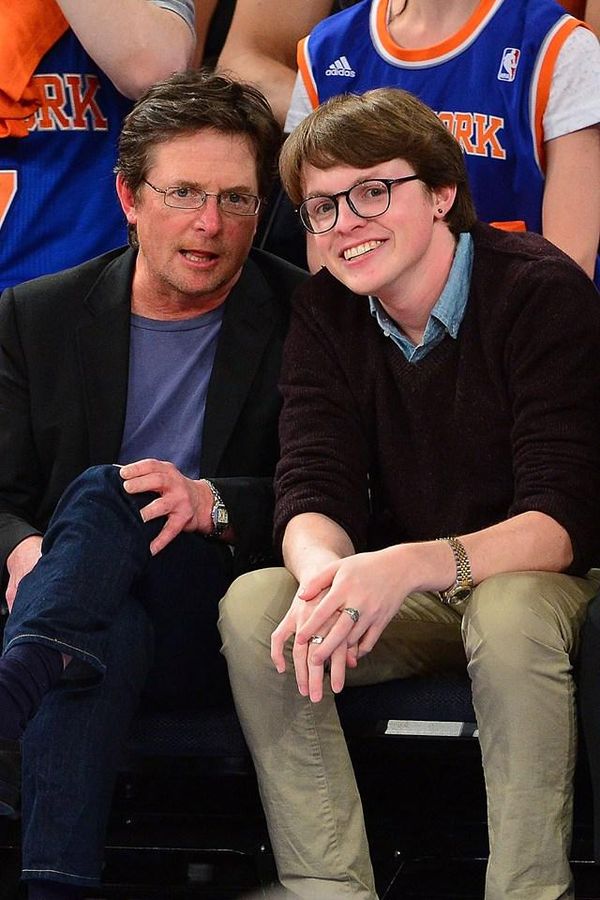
top-left (0, 643), bottom-right (64, 740)
top-left (28, 882), bottom-right (86, 900)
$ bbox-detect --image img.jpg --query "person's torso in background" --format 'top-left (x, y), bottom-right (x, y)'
top-left (302, 0), bottom-right (579, 236)
top-left (0, 30), bottom-right (131, 291)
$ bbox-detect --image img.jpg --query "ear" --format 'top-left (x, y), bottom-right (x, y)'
top-left (434, 184), bottom-right (458, 219)
top-left (115, 173), bottom-right (138, 226)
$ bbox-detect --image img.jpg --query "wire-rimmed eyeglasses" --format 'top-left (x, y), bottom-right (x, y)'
top-left (143, 179), bottom-right (261, 216)
top-left (298, 175), bottom-right (420, 234)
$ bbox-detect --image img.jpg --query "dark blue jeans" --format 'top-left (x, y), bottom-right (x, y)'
top-left (3, 465), bottom-right (232, 886)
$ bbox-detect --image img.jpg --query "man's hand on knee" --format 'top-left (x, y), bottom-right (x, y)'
top-left (119, 459), bottom-right (213, 555)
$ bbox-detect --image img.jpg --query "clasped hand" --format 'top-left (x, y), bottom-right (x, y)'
top-left (119, 458), bottom-right (212, 555)
top-left (271, 548), bottom-right (408, 703)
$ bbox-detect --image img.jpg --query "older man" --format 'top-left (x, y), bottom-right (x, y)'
top-left (219, 88), bottom-right (600, 899)
top-left (0, 70), bottom-right (306, 898)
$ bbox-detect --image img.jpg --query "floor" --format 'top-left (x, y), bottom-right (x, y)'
top-left (0, 736), bottom-right (598, 899)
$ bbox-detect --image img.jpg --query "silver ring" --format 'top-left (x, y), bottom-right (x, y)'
top-left (344, 607), bottom-right (360, 624)
top-left (309, 635), bottom-right (325, 645)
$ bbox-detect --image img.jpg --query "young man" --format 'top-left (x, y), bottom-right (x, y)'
top-left (285, 0), bottom-right (600, 283)
top-left (219, 88), bottom-right (600, 899)
top-left (0, 70), bottom-right (306, 898)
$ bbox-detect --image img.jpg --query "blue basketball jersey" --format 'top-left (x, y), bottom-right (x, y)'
top-left (298, 0), bottom-right (598, 281)
top-left (0, 30), bottom-right (131, 290)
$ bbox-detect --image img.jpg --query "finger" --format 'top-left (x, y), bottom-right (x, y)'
top-left (294, 593), bottom-right (346, 645)
top-left (346, 642), bottom-right (359, 669)
top-left (307, 651), bottom-right (325, 702)
top-left (5, 582), bottom-right (16, 612)
top-left (298, 562), bottom-right (338, 602)
top-left (356, 624), bottom-right (383, 657)
top-left (139, 496), bottom-right (171, 523)
top-left (119, 458), bottom-right (169, 478)
top-left (299, 607), bottom-right (356, 662)
top-left (329, 641), bottom-right (348, 693)
top-left (149, 518), bottom-right (184, 556)
top-left (292, 635), bottom-right (310, 697)
top-left (121, 473), bottom-right (168, 496)
top-left (271, 617), bottom-right (295, 673)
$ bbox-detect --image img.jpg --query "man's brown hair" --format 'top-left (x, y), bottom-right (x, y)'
top-left (116, 69), bottom-right (281, 202)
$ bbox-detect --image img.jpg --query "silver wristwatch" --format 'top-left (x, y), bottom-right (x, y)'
top-left (204, 480), bottom-right (229, 538)
top-left (437, 536), bottom-right (473, 605)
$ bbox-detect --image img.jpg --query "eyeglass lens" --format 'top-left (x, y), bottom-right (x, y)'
top-left (164, 187), bottom-right (259, 215)
top-left (301, 180), bottom-right (392, 234)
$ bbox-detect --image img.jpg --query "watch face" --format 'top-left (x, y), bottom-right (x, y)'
top-left (213, 505), bottom-right (229, 527)
top-left (450, 585), bottom-right (472, 604)
top-left (439, 584), bottom-right (472, 606)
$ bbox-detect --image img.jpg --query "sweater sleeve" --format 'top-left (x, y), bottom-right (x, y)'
top-left (503, 258), bottom-right (600, 574)
top-left (274, 276), bottom-right (371, 552)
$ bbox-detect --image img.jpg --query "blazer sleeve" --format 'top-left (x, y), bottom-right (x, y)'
top-left (0, 289), bottom-right (45, 574)
top-left (211, 475), bottom-right (276, 573)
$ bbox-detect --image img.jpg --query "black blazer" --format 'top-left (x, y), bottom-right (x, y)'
top-left (0, 245), bottom-right (307, 576)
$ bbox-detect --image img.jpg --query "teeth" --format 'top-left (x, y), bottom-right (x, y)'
top-left (184, 251), bottom-right (212, 262)
top-left (343, 240), bottom-right (382, 260)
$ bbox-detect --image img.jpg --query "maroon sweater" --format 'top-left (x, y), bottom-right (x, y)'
top-left (274, 223), bottom-right (600, 575)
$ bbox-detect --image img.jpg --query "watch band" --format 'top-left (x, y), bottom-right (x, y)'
top-left (204, 480), bottom-right (229, 538)
top-left (437, 536), bottom-right (473, 606)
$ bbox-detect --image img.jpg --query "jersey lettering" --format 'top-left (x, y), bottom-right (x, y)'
top-left (437, 111), bottom-right (507, 160)
top-left (65, 75), bottom-right (109, 130)
top-left (0, 171), bottom-right (18, 232)
top-left (31, 74), bottom-right (108, 132)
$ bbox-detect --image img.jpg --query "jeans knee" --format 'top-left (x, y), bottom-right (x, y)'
top-left (53, 464), bottom-right (154, 533)
top-left (74, 464), bottom-right (123, 494)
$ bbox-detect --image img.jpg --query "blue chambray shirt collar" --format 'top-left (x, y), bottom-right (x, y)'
top-left (369, 232), bottom-right (474, 363)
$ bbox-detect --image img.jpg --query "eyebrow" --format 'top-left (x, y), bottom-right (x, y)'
top-left (168, 179), bottom-right (257, 193)
top-left (304, 175), bottom-right (388, 200)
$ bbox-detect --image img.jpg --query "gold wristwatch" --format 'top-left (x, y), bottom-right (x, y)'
top-left (204, 480), bottom-right (229, 538)
top-left (437, 536), bottom-right (473, 605)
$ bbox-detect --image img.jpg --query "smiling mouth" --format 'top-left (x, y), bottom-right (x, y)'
top-left (343, 240), bottom-right (383, 261)
top-left (181, 250), bottom-right (218, 263)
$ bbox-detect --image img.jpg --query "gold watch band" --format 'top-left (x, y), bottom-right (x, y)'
top-left (437, 536), bottom-right (473, 606)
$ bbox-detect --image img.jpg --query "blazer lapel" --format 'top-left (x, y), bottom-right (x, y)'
top-left (201, 256), bottom-right (277, 474)
top-left (76, 249), bottom-right (135, 465)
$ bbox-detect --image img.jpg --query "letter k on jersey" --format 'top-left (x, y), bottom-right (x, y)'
top-left (30, 74), bottom-right (108, 132)
top-left (437, 110), bottom-right (506, 159)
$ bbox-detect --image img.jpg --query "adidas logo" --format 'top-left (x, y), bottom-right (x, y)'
top-left (325, 56), bottom-right (356, 77)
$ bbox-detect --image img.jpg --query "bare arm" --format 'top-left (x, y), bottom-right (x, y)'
top-left (217, 0), bottom-right (332, 125)
top-left (55, 0), bottom-right (196, 99)
top-left (586, 0), bottom-right (600, 35)
top-left (543, 127), bottom-right (600, 278)
top-left (275, 509), bottom-right (572, 701)
top-left (192, 0), bottom-right (219, 67)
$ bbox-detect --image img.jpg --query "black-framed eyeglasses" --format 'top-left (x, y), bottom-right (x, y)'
top-left (298, 175), bottom-right (421, 234)
top-left (143, 179), bottom-right (261, 216)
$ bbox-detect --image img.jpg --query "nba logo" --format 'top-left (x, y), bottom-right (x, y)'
top-left (497, 47), bottom-right (520, 82)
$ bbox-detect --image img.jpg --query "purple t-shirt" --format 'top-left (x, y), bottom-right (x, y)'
top-left (117, 306), bottom-right (224, 478)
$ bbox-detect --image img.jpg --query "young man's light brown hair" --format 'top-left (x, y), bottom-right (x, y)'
top-left (279, 87), bottom-right (477, 236)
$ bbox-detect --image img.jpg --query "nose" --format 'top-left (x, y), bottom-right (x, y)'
top-left (334, 195), bottom-right (366, 232)
top-left (191, 195), bottom-right (223, 235)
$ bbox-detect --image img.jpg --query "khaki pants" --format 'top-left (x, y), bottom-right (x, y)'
top-left (218, 567), bottom-right (600, 900)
